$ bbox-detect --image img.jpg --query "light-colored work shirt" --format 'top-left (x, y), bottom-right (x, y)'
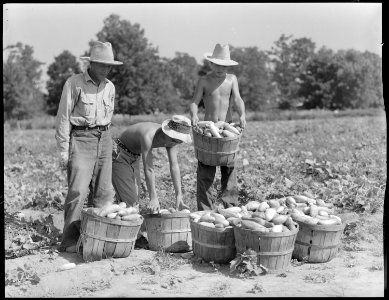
top-left (55, 69), bottom-right (116, 153)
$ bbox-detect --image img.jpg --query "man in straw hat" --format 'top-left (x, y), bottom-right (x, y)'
top-left (189, 43), bottom-right (246, 211)
top-left (55, 41), bottom-right (123, 253)
top-left (112, 115), bottom-right (192, 214)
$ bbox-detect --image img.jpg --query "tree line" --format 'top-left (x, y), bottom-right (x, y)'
top-left (3, 14), bottom-right (383, 120)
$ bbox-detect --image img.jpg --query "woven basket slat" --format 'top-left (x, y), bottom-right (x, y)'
top-left (190, 220), bottom-right (236, 264)
top-left (77, 210), bottom-right (142, 262)
top-left (292, 220), bottom-right (345, 263)
top-left (192, 128), bottom-right (241, 167)
top-left (234, 224), bottom-right (299, 273)
top-left (144, 214), bottom-right (192, 252)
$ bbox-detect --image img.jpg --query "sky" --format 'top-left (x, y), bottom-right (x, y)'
top-left (3, 3), bottom-right (382, 89)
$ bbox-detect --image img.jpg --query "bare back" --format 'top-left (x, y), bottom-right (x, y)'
top-left (201, 73), bottom-right (234, 123)
top-left (119, 122), bottom-right (160, 154)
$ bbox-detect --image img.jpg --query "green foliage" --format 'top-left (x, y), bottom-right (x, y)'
top-left (230, 46), bottom-right (273, 111)
top-left (268, 34), bottom-right (316, 108)
top-left (88, 14), bottom-right (184, 115)
top-left (45, 50), bottom-right (81, 115)
top-left (3, 43), bottom-right (45, 120)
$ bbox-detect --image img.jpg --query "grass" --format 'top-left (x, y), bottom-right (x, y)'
top-left (3, 112), bottom-right (386, 258)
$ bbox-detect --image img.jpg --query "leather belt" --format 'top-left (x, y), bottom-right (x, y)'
top-left (72, 124), bottom-right (110, 131)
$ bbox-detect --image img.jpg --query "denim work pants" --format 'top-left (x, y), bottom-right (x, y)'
top-left (196, 161), bottom-right (239, 211)
top-left (60, 129), bottom-right (114, 249)
top-left (112, 148), bottom-right (141, 206)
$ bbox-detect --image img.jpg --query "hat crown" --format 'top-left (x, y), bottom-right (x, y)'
top-left (172, 115), bottom-right (191, 127)
top-left (210, 44), bottom-right (231, 60)
top-left (90, 41), bottom-right (115, 62)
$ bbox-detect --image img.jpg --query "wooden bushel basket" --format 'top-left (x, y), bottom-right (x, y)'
top-left (233, 224), bottom-right (299, 273)
top-left (77, 210), bottom-right (143, 262)
top-left (144, 212), bottom-right (192, 252)
top-left (190, 220), bottom-right (236, 264)
top-left (292, 220), bottom-right (346, 263)
top-left (192, 127), bottom-right (241, 167)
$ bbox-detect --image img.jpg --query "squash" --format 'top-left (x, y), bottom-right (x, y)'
top-left (224, 207), bottom-right (242, 213)
top-left (270, 224), bottom-right (283, 233)
top-left (329, 215), bottom-right (342, 224)
top-left (107, 212), bottom-right (118, 219)
top-left (98, 204), bottom-right (120, 217)
top-left (257, 202), bottom-right (269, 212)
top-left (271, 215), bottom-right (288, 225)
top-left (317, 218), bottom-right (339, 226)
top-left (246, 201), bottom-right (261, 211)
top-left (276, 206), bottom-right (286, 214)
top-left (180, 209), bottom-right (191, 213)
top-left (210, 212), bottom-right (226, 224)
top-left (282, 225), bottom-right (290, 232)
top-left (251, 211), bottom-right (266, 219)
top-left (309, 205), bottom-right (319, 217)
top-left (293, 195), bottom-right (316, 204)
top-left (198, 222), bottom-right (216, 228)
top-left (241, 220), bottom-right (269, 232)
top-left (264, 208), bottom-right (277, 221)
top-left (285, 196), bottom-right (297, 208)
top-left (250, 217), bottom-right (274, 228)
top-left (224, 122), bottom-right (241, 135)
top-left (268, 200), bottom-right (280, 209)
top-left (121, 214), bottom-right (142, 221)
top-left (284, 217), bottom-right (296, 231)
top-left (218, 208), bottom-right (240, 219)
top-left (222, 130), bottom-right (236, 138)
top-left (214, 223), bottom-right (225, 229)
top-left (199, 214), bottom-right (216, 223)
top-left (118, 202), bottom-right (127, 209)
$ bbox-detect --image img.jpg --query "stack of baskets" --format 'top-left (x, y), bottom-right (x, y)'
top-left (192, 127), bottom-right (241, 167)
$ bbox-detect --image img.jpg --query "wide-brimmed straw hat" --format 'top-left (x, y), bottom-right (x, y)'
top-left (204, 43), bottom-right (238, 66)
top-left (80, 41), bottom-right (123, 66)
top-left (162, 115), bottom-right (192, 144)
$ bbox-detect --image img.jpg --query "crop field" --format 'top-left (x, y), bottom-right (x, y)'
top-left (4, 112), bottom-right (386, 297)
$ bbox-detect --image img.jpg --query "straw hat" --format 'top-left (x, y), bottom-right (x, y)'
top-left (80, 41), bottom-right (123, 65)
top-left (162, 115), bottom-right (192, 144)
top-left (204, 43), bottom-right (238, 66)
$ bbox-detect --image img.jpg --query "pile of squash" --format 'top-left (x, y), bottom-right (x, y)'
top-left (84, 202), bottom-right (143, 222)
top-left (193, 121), bottom-right (243, 138)
top-left (189, 193), bottom-right (342, 232)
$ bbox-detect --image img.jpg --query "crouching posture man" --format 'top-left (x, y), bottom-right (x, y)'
top-left (112, 115), bottom-right (192, 213)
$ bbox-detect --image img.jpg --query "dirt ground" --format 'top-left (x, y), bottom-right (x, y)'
top-left (4, 211), bottom-right (384, 297)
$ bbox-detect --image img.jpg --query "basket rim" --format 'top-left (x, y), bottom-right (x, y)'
top-left (295, 219), bottom-right (346, 231)
top-left (144, 212), bottom-right (190, 219)
top-left (81, 209), bottom-right (144, 226)
top-left (192, 127), bottom-right (241, 142)
top-left (233, 222), bottom-right (299, 237)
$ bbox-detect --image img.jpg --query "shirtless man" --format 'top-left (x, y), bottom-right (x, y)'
top-left (112, 115), bottom-right (192, 213)
top-left (189, 44), bottom-right (246, 211)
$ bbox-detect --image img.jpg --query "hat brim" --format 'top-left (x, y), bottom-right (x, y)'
top-left (203, 53), bottom-right (238, 66)
top-left (161, 120), bottom-right (192, 144)
top-left (80, 57), bottom-right (123, 65)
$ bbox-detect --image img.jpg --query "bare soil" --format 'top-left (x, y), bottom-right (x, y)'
top-left (5, 211), bottom-right (384, 297)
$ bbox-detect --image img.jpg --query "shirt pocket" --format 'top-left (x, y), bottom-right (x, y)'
top-left (103, 93), bottom-right (115, 118)
top-left (79, 92), bottom-right (95, 117)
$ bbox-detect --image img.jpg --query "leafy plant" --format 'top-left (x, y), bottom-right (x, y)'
top-left (230, 249), bottom-right (268, 277)
top-left (5, 264), bottom-right (40, 286)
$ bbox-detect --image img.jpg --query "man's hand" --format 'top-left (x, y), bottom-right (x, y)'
top-left (176, 194), bottom-right (189, 211)
top-left (147, 199), bottom-right (160, 214)
top-left (239, 115), bottom-right (246, 129)
top-left (59, 151), bottom-right (69, 170)
top-left (191, 115), bottom-right (199, 127)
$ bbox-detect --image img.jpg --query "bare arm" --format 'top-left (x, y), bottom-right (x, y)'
top-left (141, 137), bottom-right (159, 213)
top-left (231, 75), bottom-right (246, 128)
top-left (166, 146), bottom-right (189, 210)
top-left (189, 78), bottom-right (205, 126)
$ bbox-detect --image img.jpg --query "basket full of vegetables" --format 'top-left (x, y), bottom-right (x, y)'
top-left (192, 121), bottom-right (243, 167)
